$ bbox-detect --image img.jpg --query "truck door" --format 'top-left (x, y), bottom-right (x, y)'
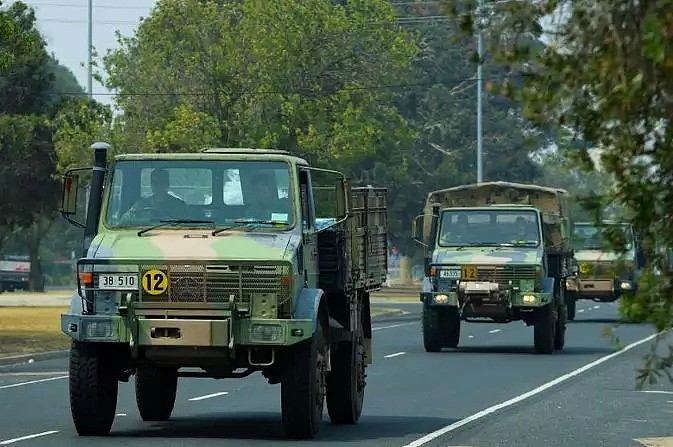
top-left (298, 168), bottom-right (319, 288)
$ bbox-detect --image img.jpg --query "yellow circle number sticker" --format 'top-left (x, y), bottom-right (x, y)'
top-left (579, 263), bottom-right (591, 275)
top-left (141, 269), bottom-right (168, 295)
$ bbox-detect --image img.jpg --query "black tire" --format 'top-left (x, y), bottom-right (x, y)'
top-left (534, 304), bottom-right (556, 354)
top-left (554, 303), bottom-right (567, 350)
top-left (567, 292), bottom-right (577, 321)
top-left (422, 306), bottom-right (443, 352)
top-left (326, 321), bottom-right (366, 424)
top-left (444, 310), bottom-right (461, 348)
top-left (281, 323), bottom-right (327, 439)
top-left (69, 341), bottom-right (119, 436)
top-left (135, 366), bottom-right (178, 422)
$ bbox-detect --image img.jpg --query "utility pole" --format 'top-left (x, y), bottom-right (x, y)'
top-left (476, 0), bottom-right (484, 183)
top-left (87, 0), bottom-right (93, 99)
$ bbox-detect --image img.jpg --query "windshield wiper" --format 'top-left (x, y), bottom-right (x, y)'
top-left (211, 219), bottom-right (287, 236)
top-left (137, 219), bottom-right (215, 237)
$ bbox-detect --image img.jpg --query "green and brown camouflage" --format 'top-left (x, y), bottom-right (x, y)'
top-left (58, 144), bottom-right (388, 439)
top-left (565, 220), bottom-right (642, 306)
top-left (412, 181), bottom-right (574, 354)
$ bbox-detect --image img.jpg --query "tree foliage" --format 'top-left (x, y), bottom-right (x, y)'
top-left (0, 114), bottom-right (59, 228)
top-left (439, 0), bottom-right (673, 382)
top-left (0, 1), bottom-right (55, 116)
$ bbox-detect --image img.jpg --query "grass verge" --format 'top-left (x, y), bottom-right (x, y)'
top-left (0, 307), bottom-right (69, 357)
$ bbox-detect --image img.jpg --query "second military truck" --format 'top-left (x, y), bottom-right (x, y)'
top-left (59, 144), bottom-right (388, 439)
top-left (412, 181), bottom-right (574, 354)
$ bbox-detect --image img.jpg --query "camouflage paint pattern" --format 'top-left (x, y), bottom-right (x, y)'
top-left (62, 149), bottom-right (321, 349)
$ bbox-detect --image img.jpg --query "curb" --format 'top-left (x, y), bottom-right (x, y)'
top-left (0, 349), bottom-right (69, 368)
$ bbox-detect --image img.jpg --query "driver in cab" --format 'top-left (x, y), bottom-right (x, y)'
top-left (118, 168), bottom-right (189, 224)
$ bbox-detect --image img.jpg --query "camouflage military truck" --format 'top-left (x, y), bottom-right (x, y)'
top-left (59, 143), bottom-right (388, 439)
top-left (412, 181), bottom-right (574, 354)
top-left (565, 220), bottom-right (644, 320)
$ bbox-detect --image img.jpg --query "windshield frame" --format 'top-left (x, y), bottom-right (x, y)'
top-left (572, 223), bottom-right (634, 251)
top-left (99, 158), bottom-right (298, 232)
top-left (437, 208), bottom-right (542, 248)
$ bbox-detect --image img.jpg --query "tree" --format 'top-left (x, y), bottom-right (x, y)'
top-left (0, 1), bottom-right (55, 116)
top-left (439, 0), bottom-right (673, 383)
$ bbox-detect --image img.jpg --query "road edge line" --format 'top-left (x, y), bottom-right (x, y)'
top-left (402, 330), bottom-right (665, 447)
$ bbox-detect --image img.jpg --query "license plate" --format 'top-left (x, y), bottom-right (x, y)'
top-left (439, 269), bottom-right (460, 279)
top-left (98, 274), bottom-right (138, 290)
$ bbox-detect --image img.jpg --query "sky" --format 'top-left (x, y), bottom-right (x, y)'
top-left (8, 0), bottom-right (158, 105)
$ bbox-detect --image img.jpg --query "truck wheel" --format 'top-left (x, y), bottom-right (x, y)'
top-left (445, 310), bottom-right (461, 348)
top-left (326, 321), bottom-right (365, 424)
top-left (567, 292), bottom-right (576, 321)
top-left (281, 323), bottom-right (327, 439)
top-left (554, 303), bottom-right (567, 350)
top-left (534, 304), bottom-right (555, 354)
top-left (422, 306), bottom-right (443, 352)
top-left (69, 341), bottom-right (119, 436)
top-left (135, 366), bottom-right (178, 421)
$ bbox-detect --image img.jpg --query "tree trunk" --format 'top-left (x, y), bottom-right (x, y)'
top-left (27, 216), bottom-right (56, 292)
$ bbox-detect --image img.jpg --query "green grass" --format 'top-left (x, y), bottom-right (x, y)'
top-left (0, 307), bottom-right (69, 357)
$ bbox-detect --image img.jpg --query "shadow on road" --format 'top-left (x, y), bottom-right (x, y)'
top-left (109, 412), bottom-right (456, 443)
top-left (569, 318), bottom-right (640, 325)
top-left (439, 345), bottom-right (618, 356)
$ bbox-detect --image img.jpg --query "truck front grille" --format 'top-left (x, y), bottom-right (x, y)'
top-left (139, 263), bottom-right (291, 306)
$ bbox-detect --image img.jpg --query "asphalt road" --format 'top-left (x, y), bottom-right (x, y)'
top-left (0, 300), bottom-right (666, 447)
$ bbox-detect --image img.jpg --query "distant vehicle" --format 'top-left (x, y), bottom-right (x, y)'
top-left (565, 221), bottom-right (645, 320)
top-left (0, 255), bottom-right (31, 292)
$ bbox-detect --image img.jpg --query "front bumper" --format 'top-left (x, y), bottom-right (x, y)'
top-left (420, 289), bottom-right (552, 308)
top-left (61, 313), bottom-right (313, 347)
top-left (570, 278), bottom-right (634, 301)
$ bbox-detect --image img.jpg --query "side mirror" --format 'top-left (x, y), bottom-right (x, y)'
top-left (411, 215), bottom-right (427, 247)
top-left (335, 178), bottom-right (350, 221)
top-left (61, 173), bottom-right (80, 215)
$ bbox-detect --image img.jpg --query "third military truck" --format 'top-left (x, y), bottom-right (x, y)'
top-left (59, 144), bottom-right (387, 439)
top-left (412, 181), bottom-right (574, 354)
top-left (565, 220), bottom-right (644, 320)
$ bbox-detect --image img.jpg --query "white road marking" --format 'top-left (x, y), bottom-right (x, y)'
top-left (488, 329), bottom-right (501, 334)
top-left (384, 352), bottom-right (405, 359)
top-left (115, 413), bottom-right (127, 417)
top-left (0, 376), bottom-right (68, 390)
top-left (0, 372), bottom-right (67, 377)
top-left (403, 331), bottom-right (663, 447)
top-left (0, 431), bottom-right (59, 445)
top-left (372, 322), bottom-right (417, 332)
top-left (188, 391), bottom-right (229, 401)
top-left (468, 335), bottom-right (475, 339)
top-left (578, 309), bottom-right (585, 313)
top-left (593, 305), bottom-right (601, 309)
top-left (638, 390), bottom-right (673, 395)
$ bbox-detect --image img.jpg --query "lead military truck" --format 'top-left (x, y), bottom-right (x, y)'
top-left (59, 143), bottom-right (388, 439)
top-left (412, 181), bottom-right (574, 354)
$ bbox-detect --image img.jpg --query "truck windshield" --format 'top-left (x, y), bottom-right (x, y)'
top-left (104, 160), bottom-right (294, 229)
top-left (438, 209), bottom-right (541, 247)
top-left (573, 223), bottom-right (633, 250)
